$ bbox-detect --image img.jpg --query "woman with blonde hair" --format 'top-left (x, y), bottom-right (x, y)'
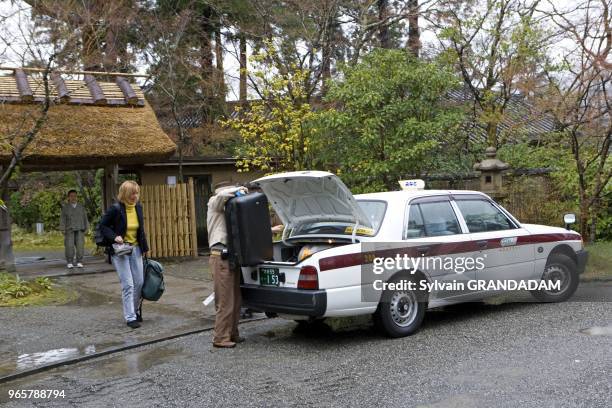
top-left (99, 180), bottom-right (149, 329)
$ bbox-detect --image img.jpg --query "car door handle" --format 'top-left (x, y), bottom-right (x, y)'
top-left (417, 246), bottom-right (431, 255)
top-left (476, 240), bottom-right (488, 249)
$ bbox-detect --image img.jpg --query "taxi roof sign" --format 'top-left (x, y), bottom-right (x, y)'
top-left (399, 179), bottom-right (425, 191)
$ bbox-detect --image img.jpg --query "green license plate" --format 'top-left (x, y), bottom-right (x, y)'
top-left (260, 267), bottom-right (280, 286)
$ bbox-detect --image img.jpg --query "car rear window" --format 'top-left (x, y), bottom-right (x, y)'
top-left (289, 200), bottom-right (386, 237)
top-left (357, 200), bottom-right (387, 232)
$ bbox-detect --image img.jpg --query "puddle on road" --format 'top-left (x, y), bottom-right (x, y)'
top-left (15, 256), bottom-right (46, 265)
top-left (580, 325), bottom-right (612, 336)
top-left (261, 315), bottom-right (374, 340)
top-left (88, 346), bottom-right (188, 379)
top-left (0, 341), bottom-right (124, 378)
top-left (66, 287), bottom-right (115, 307)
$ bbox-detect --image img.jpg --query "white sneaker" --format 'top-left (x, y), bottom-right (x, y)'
top-left (76, 263), bottom-right (84, 268)
top-left (67, 263), bottom-right (74, 269)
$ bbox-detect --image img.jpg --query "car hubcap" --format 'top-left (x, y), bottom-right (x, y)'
top-left (390, 291), bottom-right (418, 327)
top-left (542, 264), bottom-right (570, 296)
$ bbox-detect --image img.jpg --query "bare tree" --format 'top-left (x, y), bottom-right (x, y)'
top-left (25, 0), bottom-right (138, 72)
top-left (0, 2), bottom-right (88, 269)
top-left (239, 32), bottom-right (248, 104)
top-left (140, 7), bottom-right (194, 182)
top-left (407, 0), bottom-right (420, 57)
top-left (378, 0), bottom-right (391, 48)
top-left (541, 0), bottom-right (611, 240)
top-left (433, 0), bottom-right (547, 147)
top-left (546, 0), bottom-right (612, 71)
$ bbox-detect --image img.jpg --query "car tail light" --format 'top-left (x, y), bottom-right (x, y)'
top-left (297, 265), bottom-right (319, 290)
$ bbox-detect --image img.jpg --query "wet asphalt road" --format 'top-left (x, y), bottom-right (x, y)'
top-left (1, 283), bottom-right (611, 408)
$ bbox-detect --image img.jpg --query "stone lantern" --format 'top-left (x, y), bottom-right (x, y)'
top-left (473, 147), bottom-right (510, 197)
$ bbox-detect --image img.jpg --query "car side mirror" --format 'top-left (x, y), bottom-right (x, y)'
top-left (563, 213), bottom-right (576, 230)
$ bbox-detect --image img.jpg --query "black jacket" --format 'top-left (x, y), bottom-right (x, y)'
top-left (99, 202), bottom-right (149, 254)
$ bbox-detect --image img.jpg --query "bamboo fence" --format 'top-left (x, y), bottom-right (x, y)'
top-left (140, 178), bottom-right (198, 258)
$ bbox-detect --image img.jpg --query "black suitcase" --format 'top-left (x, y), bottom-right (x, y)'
top-left (225, 192), bottom-right (273, 266)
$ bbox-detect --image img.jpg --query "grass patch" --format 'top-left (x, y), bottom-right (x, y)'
top-left (12, 225), bottom-right (96, 251)
top-left (583, 241), bottom-right (612, 280)
top-left (0, 273), bottom-right (76, 307)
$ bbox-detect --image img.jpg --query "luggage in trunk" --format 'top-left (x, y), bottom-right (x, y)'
top-left (225, 192), bottom-right (273, 266)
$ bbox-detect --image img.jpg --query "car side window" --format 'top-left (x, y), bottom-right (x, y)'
top-left (419, 201), bottom-right (461, 236)
top-left (405, 205), bottom-right (426, 238)
top-left (455, 199), bottom-right (516, 232)
top-left (405, 201), bottom-right (461, 238)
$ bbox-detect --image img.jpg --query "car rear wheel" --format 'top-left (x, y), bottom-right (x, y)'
top-left (530, 253), bottom-right (579, 302)
top-left (374, 276), bottom-right (426, 338)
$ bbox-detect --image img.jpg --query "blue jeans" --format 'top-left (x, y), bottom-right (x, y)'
top-left (112, 245), bottom-right (143, 322)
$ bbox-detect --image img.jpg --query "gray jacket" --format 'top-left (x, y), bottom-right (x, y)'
top-left (206, 186), bottom-right (244, 248)
top-left (60, 203), bottom-right (89, 232)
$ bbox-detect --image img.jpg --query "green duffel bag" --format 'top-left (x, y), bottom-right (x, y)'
top-left (142, 258), bottom-right (165, 301)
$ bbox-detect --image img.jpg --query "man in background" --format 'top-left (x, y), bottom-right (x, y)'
top-left (60, 189), bottom-right (89, 269)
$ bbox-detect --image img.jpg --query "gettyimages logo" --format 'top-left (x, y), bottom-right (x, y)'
top-left (372, 253), bottom-right (487, 275)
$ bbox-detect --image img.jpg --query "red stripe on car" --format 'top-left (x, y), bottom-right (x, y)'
top-left (318, 233), bottom-right (580, 271)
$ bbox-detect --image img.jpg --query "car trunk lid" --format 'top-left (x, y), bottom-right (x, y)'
top-left (253, 171), bottom-right (372, 230)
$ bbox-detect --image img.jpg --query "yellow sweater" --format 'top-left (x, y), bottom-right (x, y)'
top-left (125, 203), bottom-right (139, 245)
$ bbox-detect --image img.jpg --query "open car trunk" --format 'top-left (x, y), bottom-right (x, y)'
top-left (253, 171), bottom-right (372, 232)
top-left (252, 171), bottom-right (373, 264)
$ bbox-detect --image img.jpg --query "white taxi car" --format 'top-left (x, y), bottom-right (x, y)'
top-left (240, 171), bottom-right (588, 337)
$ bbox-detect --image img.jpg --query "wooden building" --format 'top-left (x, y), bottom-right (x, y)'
top-left (0, 67), bottom-right (186, 260)
top-left (129, 109), bottom-right (264, 248)
top-left (0, 68), bottom-right (176, 210)
top-left (131, 157), bottom-right (259, 248)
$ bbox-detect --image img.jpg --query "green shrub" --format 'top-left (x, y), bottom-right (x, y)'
top-left (0, 274), bottom-right (55, 301)
top-left (596, 212), bottom-right (612, 241)
top-left (9, 190), bottom-right (63, 231)
top-left (9, 192), bottom-right (40, 230)
top-left (0, 274), bottom-right (40, 300)
top-left (8, 170), bottom-right (102, 232)
top-left (498, 142), bottom-right (611, 240)
top-left (33, 277), bottom-right (53, 291)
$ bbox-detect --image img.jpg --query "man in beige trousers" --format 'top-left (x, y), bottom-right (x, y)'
top-left (207, 181), bottom-right (247, 348)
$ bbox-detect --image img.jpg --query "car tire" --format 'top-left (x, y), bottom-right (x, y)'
top-left (265, 312), bottom-right (278, 318)
top-left (530, 253), bottom-right (579, 303)
top-left (374, 275), bottom-right (427, 338)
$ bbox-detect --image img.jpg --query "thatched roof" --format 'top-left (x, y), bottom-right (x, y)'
top-left (0, 69), bottom-right (176, 167)
top-left (0, 101), bottom-right (176, 166)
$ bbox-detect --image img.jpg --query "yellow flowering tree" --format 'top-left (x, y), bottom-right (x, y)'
top-left (222, 48), bottom-right (317, 173)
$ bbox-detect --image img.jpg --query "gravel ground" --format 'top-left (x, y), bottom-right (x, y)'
top-left (1, 255), bottom-right (217, 379)
top-left (0, 279), bottom-right (215, 379)
top-left (162, 259), bottom-right (212, 281)
top-left (1, 283), bottom-right (611, 408)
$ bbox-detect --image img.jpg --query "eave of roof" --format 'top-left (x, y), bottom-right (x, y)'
top-left (0, 68), bottom-right (146, 107)
top-left (0, 101), bottom-right (176, 166)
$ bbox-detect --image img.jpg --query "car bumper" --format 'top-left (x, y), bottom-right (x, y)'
top-left (241, 284), bottom-right (327, 317)
top-left (576, 249), bottom-right (588, 275)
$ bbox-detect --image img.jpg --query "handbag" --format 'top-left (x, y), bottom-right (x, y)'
top-left (112, 243), bottom-right (134, 256)
top-left (142, 256), bottom-right (165, 301)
